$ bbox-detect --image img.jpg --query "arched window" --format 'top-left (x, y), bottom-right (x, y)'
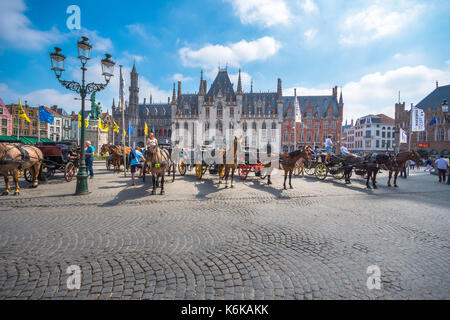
top-left (216, 120), bottom-right (223, 131)
top-left (205, 121), bottom-right (210, 131)
top-left (440, 128), bottom-right (445, 141)
top-left (242, 122), bottom-right (247, 132)
top-left (184, 122), bottom-right (188, 130)
top-left (175, 123), bottom-right (179, 130)
top-left (271, 122), bottom-right (276, 129)
top-left (252, 122), bottom-right (257, 130)
top-left (262, 122), bottom-right (266, 130)
top-left (229, 121), bottom-right (234, 129)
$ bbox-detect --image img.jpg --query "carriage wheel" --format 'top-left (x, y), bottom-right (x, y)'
top-left (259, 166), bottom-right (268, 179)
top-left (219, 166), bottom-right (225, 178)
top-left (315, 163), bottom-right (328, 180)
top-left (64, 162), bottom-right (75, 182)
top-left (195, 164), bottom-right (203, 179)
top-left (24, 169), bottom-right (33, 182)
top-left (305, 163), bottom-right (316, 176)
top-left (38, 166), bottom-right (53, 181)
top-left (178, 161), bottom-right (187, 176)
top-left (331, 165), bottom-right (345, 180)
top-left (238, 165), bottom-right (248, 180)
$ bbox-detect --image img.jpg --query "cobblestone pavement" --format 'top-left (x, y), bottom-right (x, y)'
top-left (0, 162), bottom-right (448, 300)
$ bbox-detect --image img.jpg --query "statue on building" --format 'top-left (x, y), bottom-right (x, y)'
top-left (89, 92), bottom-right (102, 120)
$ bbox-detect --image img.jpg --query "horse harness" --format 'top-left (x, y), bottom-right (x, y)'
top-left (0, 144), bottom-right (37, 166)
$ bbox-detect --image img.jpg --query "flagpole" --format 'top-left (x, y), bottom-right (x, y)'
top-left (120, 65), bottom-right (127, 177)
top-left (409, 104), bottom-right (412, 152)
top-left (37, 106), bottom-right (40, 142)
top-left (17, 100), bottom-right (20, 140)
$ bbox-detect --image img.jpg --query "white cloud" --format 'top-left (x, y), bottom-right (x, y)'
top-left (125, 23), bottom-right (147, 38)
top-left (301, 0), bottom-right (319, 14)
top-left (123, 51), bottom-right (145, 63)
top-left (179, 37), bottom-right (282, 74)
top-left (304, 29), bottom-right (317, 42)
top-left (224, 0), bottom-right (291, 27)
top-left (0, 83), bottom-right (79, 112)
top-left (287, 64), bottom-right (450, 122)
top-left (0, 0), bottom-right (64, 50)
top-left (70, 28), bottom-right (113, 53)
top-left (229, 71), bottom-right (252, 88)
top-left (172, 73), bottom-right (194, 82)
top-left (340, 3), bottom-right (424, 45)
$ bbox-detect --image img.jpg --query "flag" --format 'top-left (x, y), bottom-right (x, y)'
top-left (411, 106), bottom-right (425, 132)
top-left (123, 128), bottom-right (127, 136)
top-left (113, 121), bottom-right (119, 133)
top-left (400, 128), bottom-right (407, 144)
top-left (18, 100), bottom-right (31, 122)
top-left (79, 114), bottom-right (89, 128)
top-left (429, 117), bottom-right (436, 125)
top-left (294, 89), bottom-right (301, 123)
top-left (39, 106), bottom-right (54, 124)
top-left (144, 123), bottom-right (149, 136)
top-left (128, 123), bottom-right (133, 135)
top-left (99, 118), bottom-right (109, 131)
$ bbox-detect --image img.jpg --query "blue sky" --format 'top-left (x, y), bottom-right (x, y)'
top-left (0, 0), bottom-right (449, 122)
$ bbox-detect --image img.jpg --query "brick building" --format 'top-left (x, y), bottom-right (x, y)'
top-left (0, 98), bottom-right (13, 136)
top-left (6, 103), bottom-right (47, 139)
top-left (282, 86), bottom-right (344, 152)
top-left (395, 83), bottom-right (450, 156)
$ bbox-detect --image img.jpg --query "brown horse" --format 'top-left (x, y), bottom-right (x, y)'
top-left (217, 136), bottom-right (243, 188)
top-left (144, 145), bottom-right (174, 195)
top-left (0, 143), bottom-right (43, 195)
top-left (342, 153), bottom-right (378, 189)
top-left (278, 145), bottom-right (313, 189)
top-left (100, 144), bottom-right (132, 173)
top-left (375, 150), bottom-right (422, 187)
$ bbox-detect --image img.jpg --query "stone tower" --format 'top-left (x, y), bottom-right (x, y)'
top-left (129, 64), bottom-right (139, 146)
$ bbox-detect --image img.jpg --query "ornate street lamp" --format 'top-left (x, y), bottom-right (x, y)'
top-left (50, 37), bottom-right (115, 195)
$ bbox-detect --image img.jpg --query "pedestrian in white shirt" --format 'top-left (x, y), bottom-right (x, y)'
top-left (435, 155), bottom-right (449, 183)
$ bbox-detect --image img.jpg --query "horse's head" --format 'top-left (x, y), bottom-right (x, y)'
top-left (145, 145), bottom-right (159, 161)
top-left (411, 150), bottom-right (423, 168)
top-left (100, 144), bottom-right (109, 156)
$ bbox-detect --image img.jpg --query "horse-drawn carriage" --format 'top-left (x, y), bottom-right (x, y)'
top-left (176, 145), bottom-right (224, 180)
top-left (238, 147), bottom-right (270, 180)
top-left (23, 142), bottom-right (80, 182)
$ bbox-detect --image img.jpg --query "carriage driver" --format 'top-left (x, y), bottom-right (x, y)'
top-left (340, 143), bottom-right (350, 156)
top-left (324, 134), bottom-right (333, 162)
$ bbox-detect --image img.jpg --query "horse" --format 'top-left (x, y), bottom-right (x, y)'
top-left (100, 144), bottom-right (132, 173)
top-left (217, 136), bottom-right (243, 188)
top-left (278, 145), bottom-right (313, 190)
top-left (144, 145), bottom-right (174, 195)
top-left (0, 143), bottom-right (43, 195)
top-left (374, 150), bottom-right (422, 187)
top-left (341, 153), bottom-right (378, 189)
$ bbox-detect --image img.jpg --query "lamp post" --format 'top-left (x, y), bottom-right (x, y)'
top-left (441, 99), bottom-right (450, 185)
top-left (50, 37), bottom-right (115, 195)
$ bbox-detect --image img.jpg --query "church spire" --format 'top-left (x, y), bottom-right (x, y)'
top-left (339, 89), bottom-right (343, 104)
top-left (250, 80), bottom-right (253, 93)
top-left (199, 70), bottom-right (204, 95)
top-left (172, 83), bottom-right (176, 102)
top-left (237, 69), bottom-right (243, 94)
top-left (277, 78), bottom-right (282, 99)
top-left (177, 81), bottom-right (182, 100)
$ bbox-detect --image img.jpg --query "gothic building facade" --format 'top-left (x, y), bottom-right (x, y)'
top-left (112, 65), bottom-right (344, 152)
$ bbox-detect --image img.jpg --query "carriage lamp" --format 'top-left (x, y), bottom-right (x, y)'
top-left (101, 54), bottom-right (115, 82)
top-left (77, 36), bottom-right (92, 64)
top-left (50, 36), bottom-right (114, 195)
top-left (50, 47), bottom-right (66, 78)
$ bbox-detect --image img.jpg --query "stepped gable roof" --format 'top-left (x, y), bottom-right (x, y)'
top-left (138, 103), bottom-right (171, 117)
top-left (176, 94), bottom-right (198, 116)
top-left (283, 95), bottom-right (339, 118)
top-left (415, 84), bottom-right (450, 111)
top-left (242, 92), bottom-right (278, 115)
top-left (206, 69), bottom-right (236, 103)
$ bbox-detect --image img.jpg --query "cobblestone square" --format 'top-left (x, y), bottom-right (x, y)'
top-left (0, 162), bottom-right (448, 299)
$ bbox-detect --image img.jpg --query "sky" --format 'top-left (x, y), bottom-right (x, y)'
top-left (0, 0), bottom-right (449, 122)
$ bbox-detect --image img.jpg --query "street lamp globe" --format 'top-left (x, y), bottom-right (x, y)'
top-left (50, 47), bottom-right (66, 78)
top-left (77, 36), bottom-right (92, 64)
top-left (101, 53), bottom-right (115, 82)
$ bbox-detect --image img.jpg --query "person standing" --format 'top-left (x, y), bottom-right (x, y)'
top-left (435, 155), bottom-right (449, 183)
top-left (128, 146), bottom-right (145, 186)
top-left (324, 134), bottom-right (333, 162)
top-left (85, 141), bottom-right (95, 179)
